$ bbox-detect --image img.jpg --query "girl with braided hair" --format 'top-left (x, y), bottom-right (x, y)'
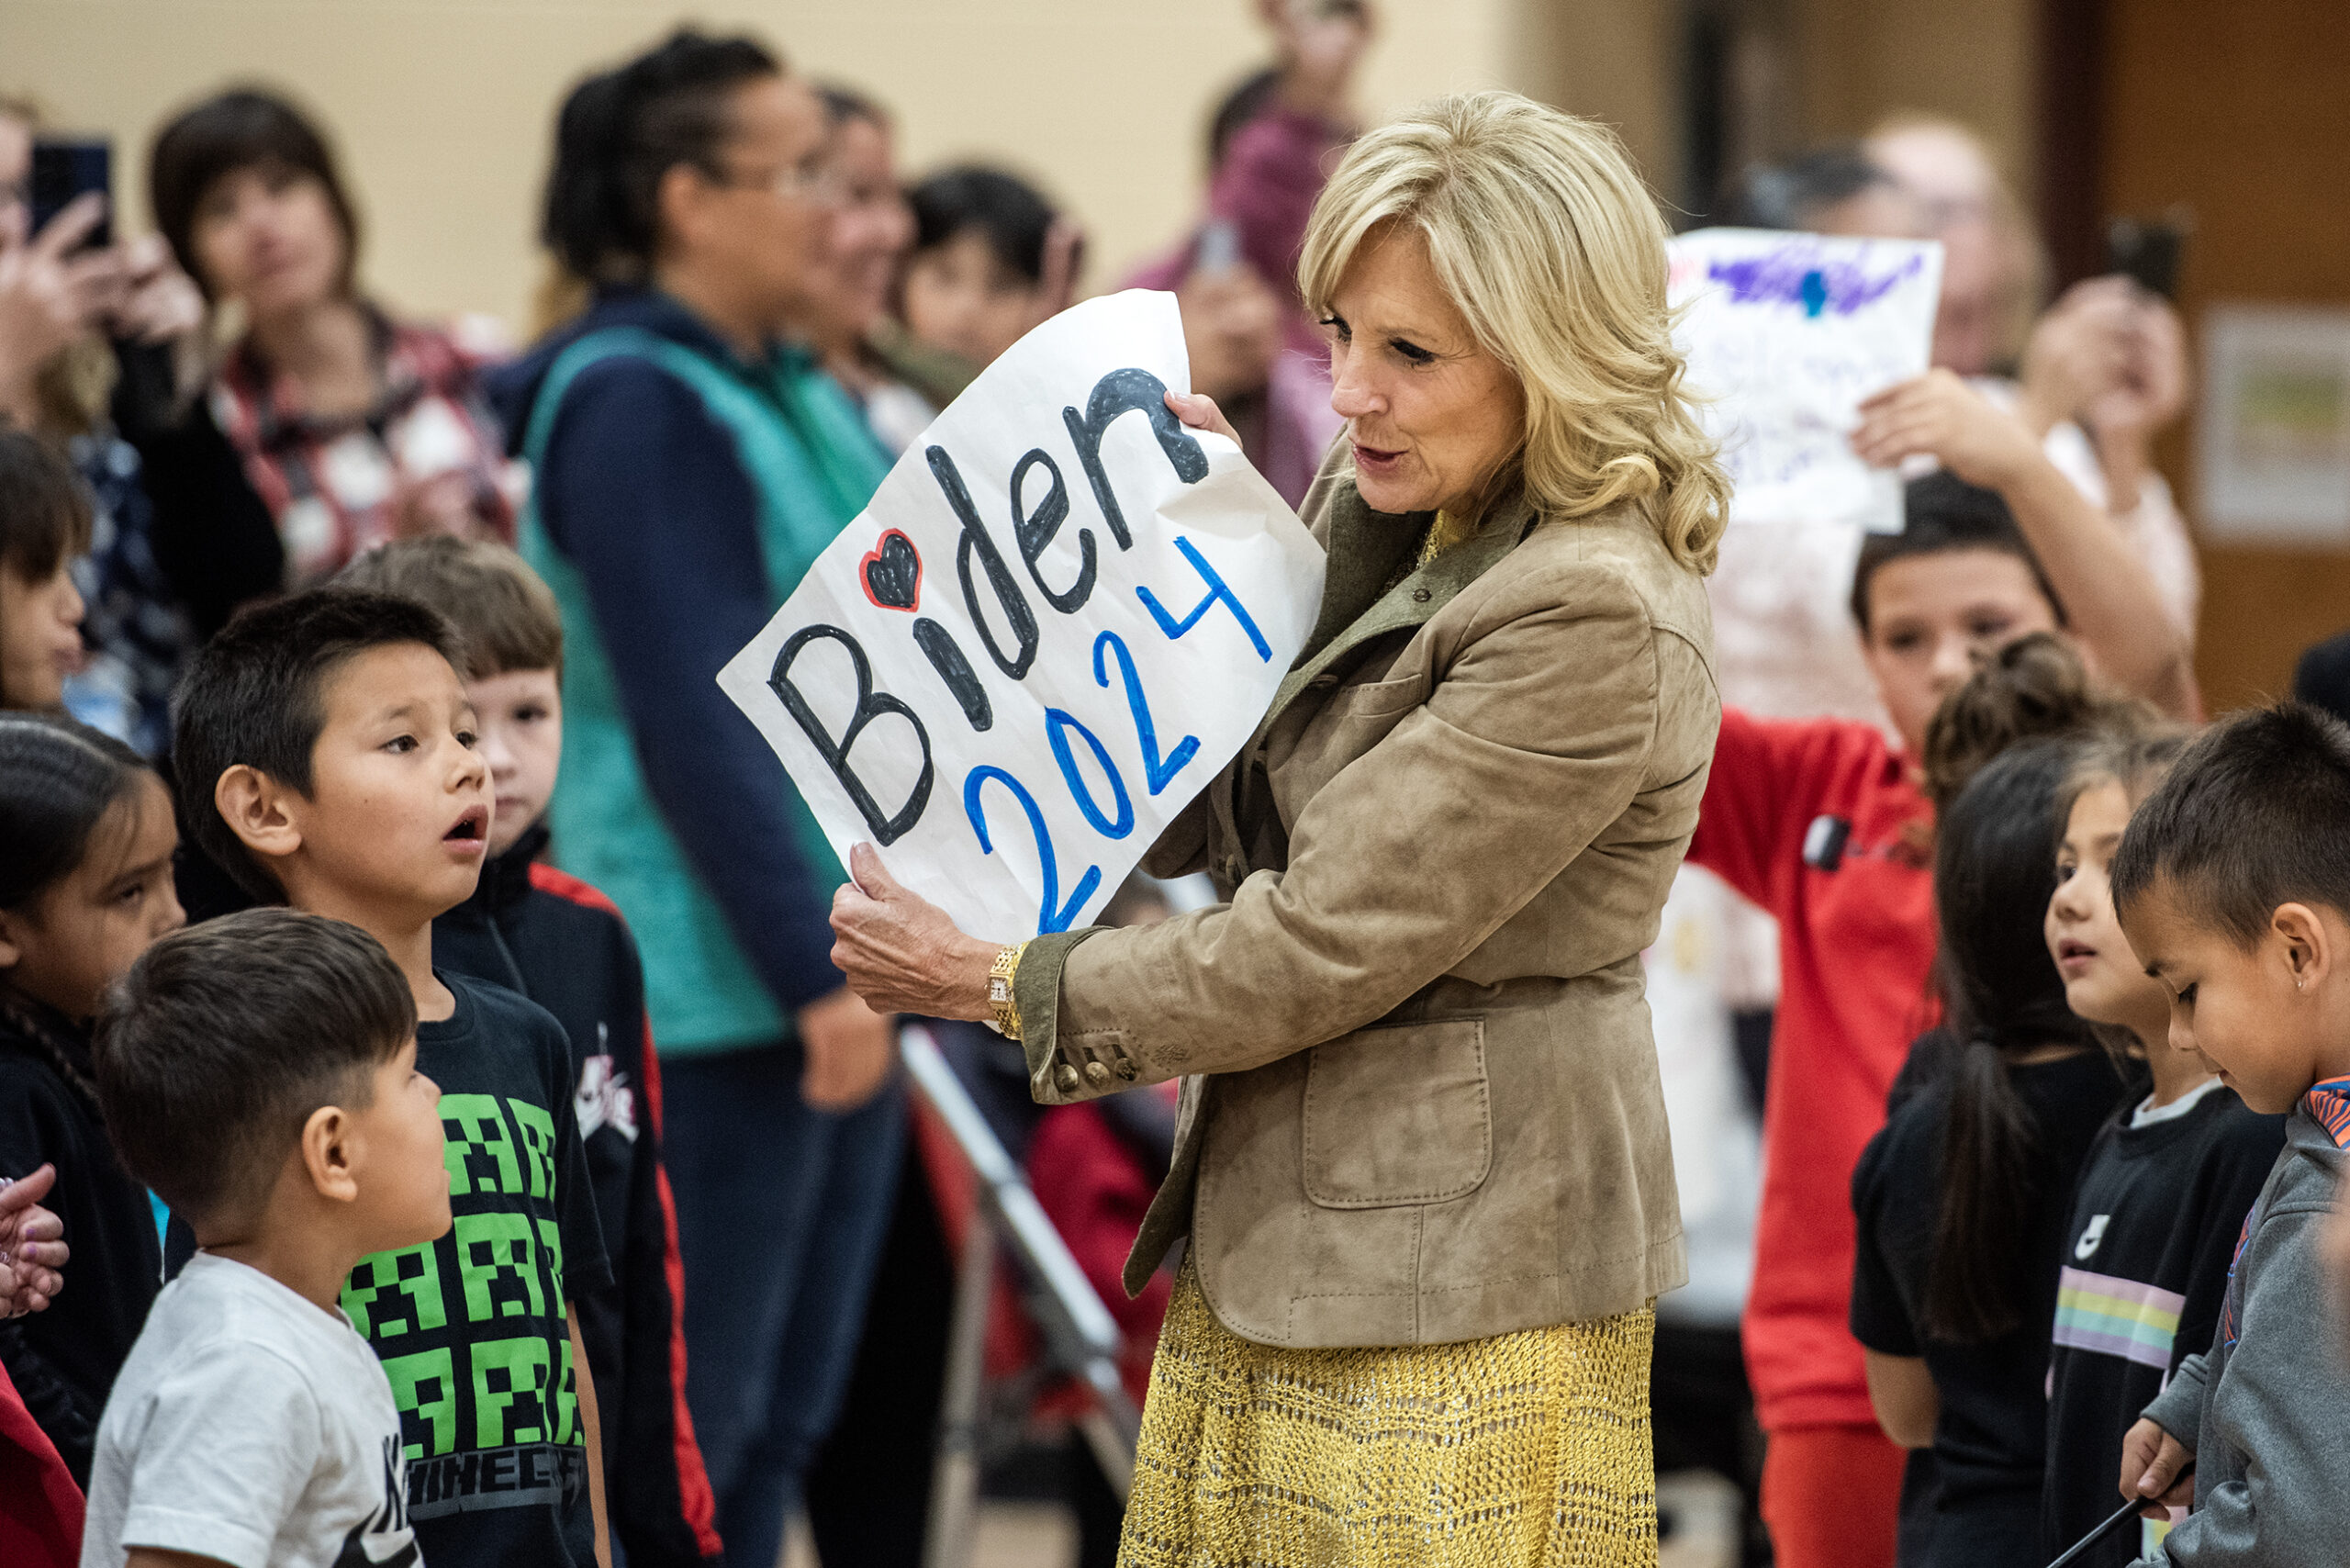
top-left (0, 713), bottom-right (183, 1482)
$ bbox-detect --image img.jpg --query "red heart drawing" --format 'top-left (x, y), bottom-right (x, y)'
top-left (860, 529), bottom-right (922, 612)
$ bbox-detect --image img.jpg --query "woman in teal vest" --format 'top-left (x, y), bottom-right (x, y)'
top-left (491, 31), bottom-right (901, 1566)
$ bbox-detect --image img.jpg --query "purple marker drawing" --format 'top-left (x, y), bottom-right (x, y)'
top-left (1707, 249), bottom-right (1928, 318)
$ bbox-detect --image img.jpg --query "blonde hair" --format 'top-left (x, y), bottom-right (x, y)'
top-left (1298, 91), bottom-right (1730, 575)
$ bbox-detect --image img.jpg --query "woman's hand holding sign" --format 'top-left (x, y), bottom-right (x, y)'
top-left (831, 843), bottom-right (998, 1022)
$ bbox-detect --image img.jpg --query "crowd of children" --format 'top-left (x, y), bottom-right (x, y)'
top-left (0, 25), bottom-right (2346, 1568)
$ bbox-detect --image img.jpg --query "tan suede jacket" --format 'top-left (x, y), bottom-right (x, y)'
top-left (1013, 451), bottom-right (1721, 1349)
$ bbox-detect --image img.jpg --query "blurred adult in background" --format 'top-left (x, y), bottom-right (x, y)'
top-left (0, 99), bottom-right (196, 756)
top-left (897, 163), bottom-right (1079, 373)
top-left (1126, 0), bottom-right (1369, 507)
top-left (1719, 141), bottom-right (1926, 242)
top-left (796, 85), bottom-right (951, 454)
top-left (497, 30), bottom-right (901, 1567)
top-left (1867, 116), bottom-right (2199, 642)
top-left (149, 89), bottom-right (519, 589)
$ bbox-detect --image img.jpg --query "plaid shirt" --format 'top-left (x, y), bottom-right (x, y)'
top-left (210, 308), bottom-right (520, 587)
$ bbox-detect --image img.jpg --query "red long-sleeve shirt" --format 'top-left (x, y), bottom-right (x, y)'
top-left (1686, 708), bottom-right (1939, 1432)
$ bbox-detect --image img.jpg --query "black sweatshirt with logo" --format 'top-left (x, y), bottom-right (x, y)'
top-left (2040, 1081), bottom-right (2283, 1567)
top-left (434, 823), bottom-right (721, 1567)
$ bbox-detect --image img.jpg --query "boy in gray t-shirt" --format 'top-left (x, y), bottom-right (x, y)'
top-left (79, 911), bottom-right (454, 1568)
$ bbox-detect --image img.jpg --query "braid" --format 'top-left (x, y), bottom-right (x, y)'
top-left (0, 991), bottom-right (100, 1114)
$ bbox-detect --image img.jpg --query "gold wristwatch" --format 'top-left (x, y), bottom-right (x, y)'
top-left (986, 940), bottom-right (1030, 1038)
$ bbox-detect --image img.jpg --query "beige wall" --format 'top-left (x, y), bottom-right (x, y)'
top-left (1792, 0), bottom-right (2039, 197)
top-left (0, 0), bottom-right (1530, 338)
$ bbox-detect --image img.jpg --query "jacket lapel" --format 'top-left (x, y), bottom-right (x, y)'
top-left (1259, 483), bottom-right (1536, 736)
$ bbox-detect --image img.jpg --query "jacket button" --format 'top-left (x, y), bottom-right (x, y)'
top-left (1114, 1058), bottom-right (1138, 1081)
top-left (1411, 587), bottom-right (1431, 603)
top-left (1084, 1059), bottom-right (1112, 1086)
top-left (1055, 1063), bottom-right (1080, 1092)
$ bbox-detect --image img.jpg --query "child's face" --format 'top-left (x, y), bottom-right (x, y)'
top-left (0, 562), bottom-right (84, 710)
top-left (275, 643), bottom-right (490, 923)
top-left (1858, 547), bottom-right (2058, 756)
top-left (467, 667), bottom-right (562, 858)
top-left (901, 230), bottom-right (1041, 368)
top-left (2121, 879), bottom-right (2350, 1115)
top-left (0, 774), bottom-right (184, 1020)
top-left (2047, 781), bottom-right (2174, 1040)
top-left (346, 1035), bottom-right (452, 1251)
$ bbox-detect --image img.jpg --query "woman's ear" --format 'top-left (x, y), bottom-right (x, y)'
top-left (300, 1103), bottom-right (361, 1204)
top-left (0, 906), bottom-right (26, 971)
top-left (214, 764), bottom-right (303, 865)
top-left (653, 162), bottom-right (712, 259)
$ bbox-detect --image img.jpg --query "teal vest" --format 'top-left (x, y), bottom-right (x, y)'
top-left (518, 326), bottom-right (890, 1054)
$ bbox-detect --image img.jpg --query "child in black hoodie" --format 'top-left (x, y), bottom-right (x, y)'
top-left (0, 715), bottom-right (185, 1480)
top-left (341, 537), bottom-right (719, 1567)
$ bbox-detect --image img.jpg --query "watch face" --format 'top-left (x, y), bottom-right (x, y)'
top-left (990, 979), bottom-right (1010, 1002)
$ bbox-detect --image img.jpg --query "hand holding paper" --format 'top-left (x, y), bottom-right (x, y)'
top-left (1668, 227), bottom-right (1943, 532)
top-left (1850, 368), bottom-right (2047, 491)
top-left (719, 290), bottom-right (1326, 946)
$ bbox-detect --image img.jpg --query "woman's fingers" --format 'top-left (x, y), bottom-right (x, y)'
top-left (1163, 388), bottom-right (1243, 446)
top-left (847, 841), bottom-right (905, 901)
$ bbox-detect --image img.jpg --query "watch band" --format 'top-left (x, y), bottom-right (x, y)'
top-left (986, 940), bottom-right (1030, 1039)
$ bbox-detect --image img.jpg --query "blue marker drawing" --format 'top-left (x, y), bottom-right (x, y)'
top-left (1137, 536), bottom-right (1271, 661)
top-left (1046, 708), bottom-right (1136, 839)
top-left (964, 766), bottom-right (1101, 935)
top-left (1707, 249), bottom-right (1925, 317)
top-left (1093, 630), bottom-right (1201, 795)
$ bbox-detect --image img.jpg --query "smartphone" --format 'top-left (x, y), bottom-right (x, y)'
top-left (30, 138), bottom-right (111, 250)
top-left (2106, 214), bottom-right (2187, 299)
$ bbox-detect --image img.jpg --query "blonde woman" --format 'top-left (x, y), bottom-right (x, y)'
top-left (833, 90), bottom-right (1726, 1565)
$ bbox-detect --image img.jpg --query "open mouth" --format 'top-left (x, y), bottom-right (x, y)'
top-left (444, 806), bottom-right (488, 844)
top-left (2058, 940), bottom-right (2097, 961)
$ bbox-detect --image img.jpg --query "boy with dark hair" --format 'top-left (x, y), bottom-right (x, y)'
top-left (2107, 700), bottom-right (2350, 1565)
top-left (339, 538), bottom-right (720, 1566)
top-left (172, 588), bottom-right (613, 1568)
top-left (0, 428), bottom-right (91, 711)
top-left (82, 908), bottom-right (450, 1568)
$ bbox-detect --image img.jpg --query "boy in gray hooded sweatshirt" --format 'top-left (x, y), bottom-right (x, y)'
top-left (2106, 700), bottom-right (2350, 1566)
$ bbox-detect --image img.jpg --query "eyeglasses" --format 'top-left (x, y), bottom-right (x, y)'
top-left (709, 157), bottom-right (850, 207)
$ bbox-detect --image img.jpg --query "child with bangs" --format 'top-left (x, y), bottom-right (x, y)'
top-left (2038, 730), bottom-right (2283, 1566)
top-left (0, 714), bottom-right (185, 1481)
top-left (0, 431), bottom-right (91, 715)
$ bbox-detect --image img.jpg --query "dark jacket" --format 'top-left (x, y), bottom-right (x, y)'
top-left (433, 823), bottom-right (721, 1566)
top-left (0, 1000), bottom-right (162, 1484)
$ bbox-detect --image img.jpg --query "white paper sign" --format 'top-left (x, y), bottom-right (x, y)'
top-left (718, 290), bottom-right (1326, 940)
top-left (1669, 228), bottom-right (1943, 533)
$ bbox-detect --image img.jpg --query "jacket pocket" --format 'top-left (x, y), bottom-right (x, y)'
top-left (1302, 1018), bottom-right (1492, 1208)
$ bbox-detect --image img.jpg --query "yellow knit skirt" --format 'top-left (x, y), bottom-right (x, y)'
top-left (1118, 1265), bottom-right (1658, 1568)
